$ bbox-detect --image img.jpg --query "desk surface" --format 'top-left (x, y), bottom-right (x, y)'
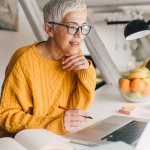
top-left (67, 85), bottom-right (150, 150)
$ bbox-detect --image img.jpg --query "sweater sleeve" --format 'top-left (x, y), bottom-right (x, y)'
top-left (68, 60), bottom-right (96, 111)
top-left (0, 80), bottom-right (67, 135)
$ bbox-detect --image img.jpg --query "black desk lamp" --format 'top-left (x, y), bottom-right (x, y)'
top-left (124, 19), bottom-right (150, 40)
top-left (124, 19), bottom-right (150, 69)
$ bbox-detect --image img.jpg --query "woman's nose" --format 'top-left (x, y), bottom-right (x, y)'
top-left (74, 27), bottom-right (82, 37)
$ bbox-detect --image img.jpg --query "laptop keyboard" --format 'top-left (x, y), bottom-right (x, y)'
top-left (101, 120), bottom-right (147, 144)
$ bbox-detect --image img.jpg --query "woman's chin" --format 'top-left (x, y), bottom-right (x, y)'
top-left (67, 48), bottom-right (80, 55)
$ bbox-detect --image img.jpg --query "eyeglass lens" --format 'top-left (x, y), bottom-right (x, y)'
top-left (68, 25), bottom-right (90, 35)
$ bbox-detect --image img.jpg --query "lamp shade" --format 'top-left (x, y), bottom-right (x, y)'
top-left (124, 19), bottom-right (150, 40)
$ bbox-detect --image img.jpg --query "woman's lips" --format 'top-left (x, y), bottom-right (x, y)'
top-left (69, 42), bottom-right (80, 47)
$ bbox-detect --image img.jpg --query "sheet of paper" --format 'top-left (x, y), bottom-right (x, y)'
top-left (14, 129), bottom-right (72, 150)
top-left (0, 137), bottom-right (28, 150)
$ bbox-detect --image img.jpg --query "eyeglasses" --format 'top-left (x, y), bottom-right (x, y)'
top-left (48, 22), bottom-right (91, 35)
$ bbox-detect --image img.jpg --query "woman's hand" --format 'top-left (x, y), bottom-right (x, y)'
top-left (62, 53), bottom-right (90, 71)
top-left (63, 108), bottom-right (90, 133)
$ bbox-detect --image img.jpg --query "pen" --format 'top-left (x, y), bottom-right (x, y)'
top-left (58, 106), bottom-right (93, 119)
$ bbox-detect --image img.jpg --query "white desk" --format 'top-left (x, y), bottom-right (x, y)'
top-left (67, 85), bottom-right (150, 150)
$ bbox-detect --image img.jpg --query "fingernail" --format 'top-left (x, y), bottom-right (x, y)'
top-left (62, 61), bottom-right (64, 64)
top-left (63, 66), bottom-right (65, 69)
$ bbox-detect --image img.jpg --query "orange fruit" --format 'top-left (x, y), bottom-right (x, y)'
top-left (131, 78), bottom-right (145, 93)
top-left (119, 79), bottom-right (131, 93)
top-left (142, 83), bottom-right (150, 96)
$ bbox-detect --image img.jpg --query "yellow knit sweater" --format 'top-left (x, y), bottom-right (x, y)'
top-left (0, 41), bottom-right (96, 137)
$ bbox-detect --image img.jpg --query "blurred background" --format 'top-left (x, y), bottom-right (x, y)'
top-left (1, 0), bottom-right (150, 89)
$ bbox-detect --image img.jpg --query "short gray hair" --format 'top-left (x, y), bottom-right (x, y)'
top-left (43, 0), bottom-right (87, 30)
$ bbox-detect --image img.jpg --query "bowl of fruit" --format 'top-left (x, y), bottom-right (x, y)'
top-left (118, 67), bottom-right (150, 103)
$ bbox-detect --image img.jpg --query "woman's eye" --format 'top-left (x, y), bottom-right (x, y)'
top-left (70, 26), bottom-right (77, 29)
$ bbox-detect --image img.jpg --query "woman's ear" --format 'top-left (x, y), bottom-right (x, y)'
top-left (43, 23), bottom-right (54, 37)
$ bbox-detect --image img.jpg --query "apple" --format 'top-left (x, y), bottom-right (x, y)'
top-left (118, 77), bottom-right (128, 84)
top-left (129, 92), bottom-right (142, 100)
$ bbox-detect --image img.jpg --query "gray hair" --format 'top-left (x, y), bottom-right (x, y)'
top-left (43, 0), bottom-right (87, 30)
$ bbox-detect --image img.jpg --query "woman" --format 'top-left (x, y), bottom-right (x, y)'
top-left (0, 0), bottom-right (96, 137)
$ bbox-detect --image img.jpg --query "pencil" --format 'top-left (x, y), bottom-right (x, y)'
top-left (58, 106), bottom-right (93, 119)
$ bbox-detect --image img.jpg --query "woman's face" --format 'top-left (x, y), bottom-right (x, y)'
top-left (53, 10), bottom-right (86, 55)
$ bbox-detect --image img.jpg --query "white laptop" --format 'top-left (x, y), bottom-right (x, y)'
top-left (65, 115), bottom-right (150, 150)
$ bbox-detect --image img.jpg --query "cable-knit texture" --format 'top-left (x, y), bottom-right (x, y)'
top-left (0, 41), bottom-right (96, 137)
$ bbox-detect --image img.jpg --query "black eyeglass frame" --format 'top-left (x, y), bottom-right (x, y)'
top-left (48, 22), bottom-right (92, 35)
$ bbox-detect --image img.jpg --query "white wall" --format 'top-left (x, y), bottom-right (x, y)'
top-left (80, 40), bottom-right (90, 55)
top-left (80, 24), bottom-right (136, 72)
top-left (0, 3), bottom-right (35, 87)
top-left (95, 24), bottom-right (136, 72)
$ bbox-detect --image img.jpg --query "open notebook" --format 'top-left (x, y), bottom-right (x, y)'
top-left (0, 129), bottom-right (74, 150)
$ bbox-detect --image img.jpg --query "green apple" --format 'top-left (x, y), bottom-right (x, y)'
top-left (129, 92), bottom-right (142, 100)
top-left (118, 77), bottom-right (128, 84)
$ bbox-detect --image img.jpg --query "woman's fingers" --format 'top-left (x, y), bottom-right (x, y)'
top-left (64, 121), bottom-right (82, 132)
top-left (71, 64), bottom-right (88, 71)
top-left (63, 53), bottom-right (82, 64)
top-left (68, 60), bottom-right (86, 71)
top-left (70, 121), bottom-right (82, 127)
top-left (62, 53), bottom-right (89, 71)
top-left (63, 108), bottom-right (90, 133)
top-left (69, 108), bottom-right (90, 118)
top-left (71, 116), bottom-right (87, 122)
top-left (63, 54), bottom-right (84, 69)
top-left (65, 110), bottom-right (88, 122)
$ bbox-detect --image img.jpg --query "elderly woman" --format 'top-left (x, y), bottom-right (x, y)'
top-left (0, 0), bottom-right (96, 137)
